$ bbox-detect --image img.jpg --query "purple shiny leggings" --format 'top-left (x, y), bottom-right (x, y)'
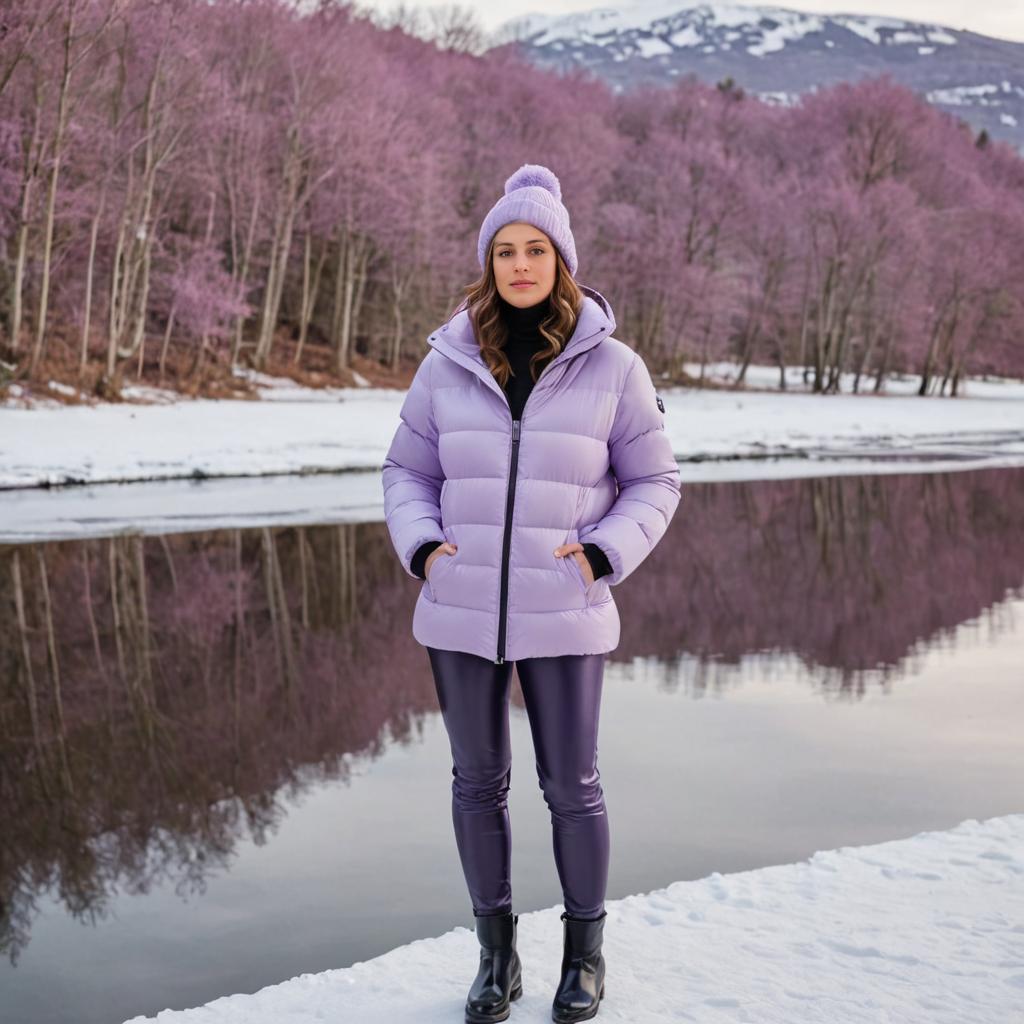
top-left (426, 646), bottom-right (610, 920)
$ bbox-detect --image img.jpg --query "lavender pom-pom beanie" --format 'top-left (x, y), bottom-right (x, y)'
top-left (477, 164), bottom-right (578, 276)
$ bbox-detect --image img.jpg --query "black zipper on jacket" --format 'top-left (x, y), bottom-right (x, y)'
top-left (494, 417), bottom-right (521, 664)
top-left (490, 336), bottom-right (598, 664)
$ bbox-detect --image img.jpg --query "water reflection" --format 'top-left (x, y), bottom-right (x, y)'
top-left (1, 468), bottom-right (1022, 970)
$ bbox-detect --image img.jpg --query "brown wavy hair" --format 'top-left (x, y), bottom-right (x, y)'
top-left (449, 236), bottom-right (584, 389)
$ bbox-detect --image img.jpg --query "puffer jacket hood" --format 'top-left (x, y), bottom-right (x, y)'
top-left (382, 284), bottom-right (682, 663)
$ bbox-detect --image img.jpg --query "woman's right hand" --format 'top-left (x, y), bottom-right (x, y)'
top-left (425, 541), bottom-right (457, 579)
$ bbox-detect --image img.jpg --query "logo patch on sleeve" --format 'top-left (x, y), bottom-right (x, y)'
top-left (655, 394), bottom-right (665, 413)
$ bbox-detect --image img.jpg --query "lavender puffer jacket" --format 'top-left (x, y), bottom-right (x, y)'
top-left (381, 285), bottom-right (682, 663)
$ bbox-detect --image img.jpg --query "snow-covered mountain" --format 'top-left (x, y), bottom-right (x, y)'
top-left (492, 2), bottom-right (1024, 149)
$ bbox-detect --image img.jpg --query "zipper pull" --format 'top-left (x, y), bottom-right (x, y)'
top-left (494, 656), bottom-right (504, 665)
top-left (512, 419), bottom-right (520, 442)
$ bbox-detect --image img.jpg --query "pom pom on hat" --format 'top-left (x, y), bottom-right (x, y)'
top-left (478, 162), bottom-right (578, 275)
top-left (504, 164), bottom-right (562, 202)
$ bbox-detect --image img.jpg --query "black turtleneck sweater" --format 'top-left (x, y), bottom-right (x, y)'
top-left (410, 296), bottom-right (613, 584)
top-left (500, 293), bottom-right (550, 420)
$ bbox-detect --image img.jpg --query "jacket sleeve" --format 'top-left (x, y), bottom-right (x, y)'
top-left (381, 352), bottom-right (446, 579)
top-left (578, 353), bottom-right (681, 586)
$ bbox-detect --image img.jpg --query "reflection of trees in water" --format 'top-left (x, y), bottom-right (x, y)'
top-left (2, 468), bottom-right (1023, 962)
top-left (0, 523), bottom-right (436, 965)
top-left (614, 468), bottom-right (1024, 694)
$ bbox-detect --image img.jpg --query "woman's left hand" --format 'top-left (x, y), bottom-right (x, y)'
top-left (553, 542), bottom-right (595, 586)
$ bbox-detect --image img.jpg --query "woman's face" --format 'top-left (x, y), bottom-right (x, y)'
top-left (491, 222), bottom-right (557, 307)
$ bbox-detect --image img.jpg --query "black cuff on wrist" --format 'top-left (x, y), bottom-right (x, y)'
top-left (581, 542), bottom-right (613, 580)
top-left (411, 540), bottom-right (444, 579)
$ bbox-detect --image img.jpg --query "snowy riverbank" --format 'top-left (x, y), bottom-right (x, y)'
top-left (2, 365), bottom-right (1023, 491)
top-left (123, 812), bottom-right (1024, 1024)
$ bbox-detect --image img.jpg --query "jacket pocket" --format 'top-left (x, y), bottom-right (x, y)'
top-left (426, 526), bottom-right (456, 603)
top-left (559, 527), bottom-right (591, 600)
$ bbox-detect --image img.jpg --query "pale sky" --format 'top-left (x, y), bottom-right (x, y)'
top-left (356, 0), bottom-right (1024, 44)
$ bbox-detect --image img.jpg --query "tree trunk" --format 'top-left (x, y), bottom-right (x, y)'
top-left (158, 304), bottom-right (176, 381)
top-left (255, 133), bottom-right (302, 369)
top-left (295, 231), bottom-right (328, 365)
top-left (9, 92), bottom-right (43, 355)
top-left (79, 183), bottom-right (107, 377)
top-left (230, 181), bottom-right (262, 366)
top-left (29, 5), bottom-right (76, 376)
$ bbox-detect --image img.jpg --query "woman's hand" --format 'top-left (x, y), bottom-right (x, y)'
top-left (553, 542), bottom-right (595, 586)
top-left (425, 541), bottom-right (457, 579)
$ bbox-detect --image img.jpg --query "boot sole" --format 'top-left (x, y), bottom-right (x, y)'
top-left (551, 981), bottom-right (605, 1023)
top-left (465, 978), bottom-right (523, 1023)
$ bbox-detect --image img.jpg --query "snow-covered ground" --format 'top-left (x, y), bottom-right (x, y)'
top-left (2, 366), bottom-right (1022, 490)
top-left (123, 812), bottom-right (1024, 1024)
top-left (1, 364), bottom-right (1022, 541)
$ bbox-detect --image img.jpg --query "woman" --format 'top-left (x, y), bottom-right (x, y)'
top-left (382, 164), bottom-right (681, 1023)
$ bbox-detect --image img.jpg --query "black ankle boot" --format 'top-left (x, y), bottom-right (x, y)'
top-left (551, 910), bottom-right (606, 1023)
top-left (465, 909), bottom-right (523, 1023)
